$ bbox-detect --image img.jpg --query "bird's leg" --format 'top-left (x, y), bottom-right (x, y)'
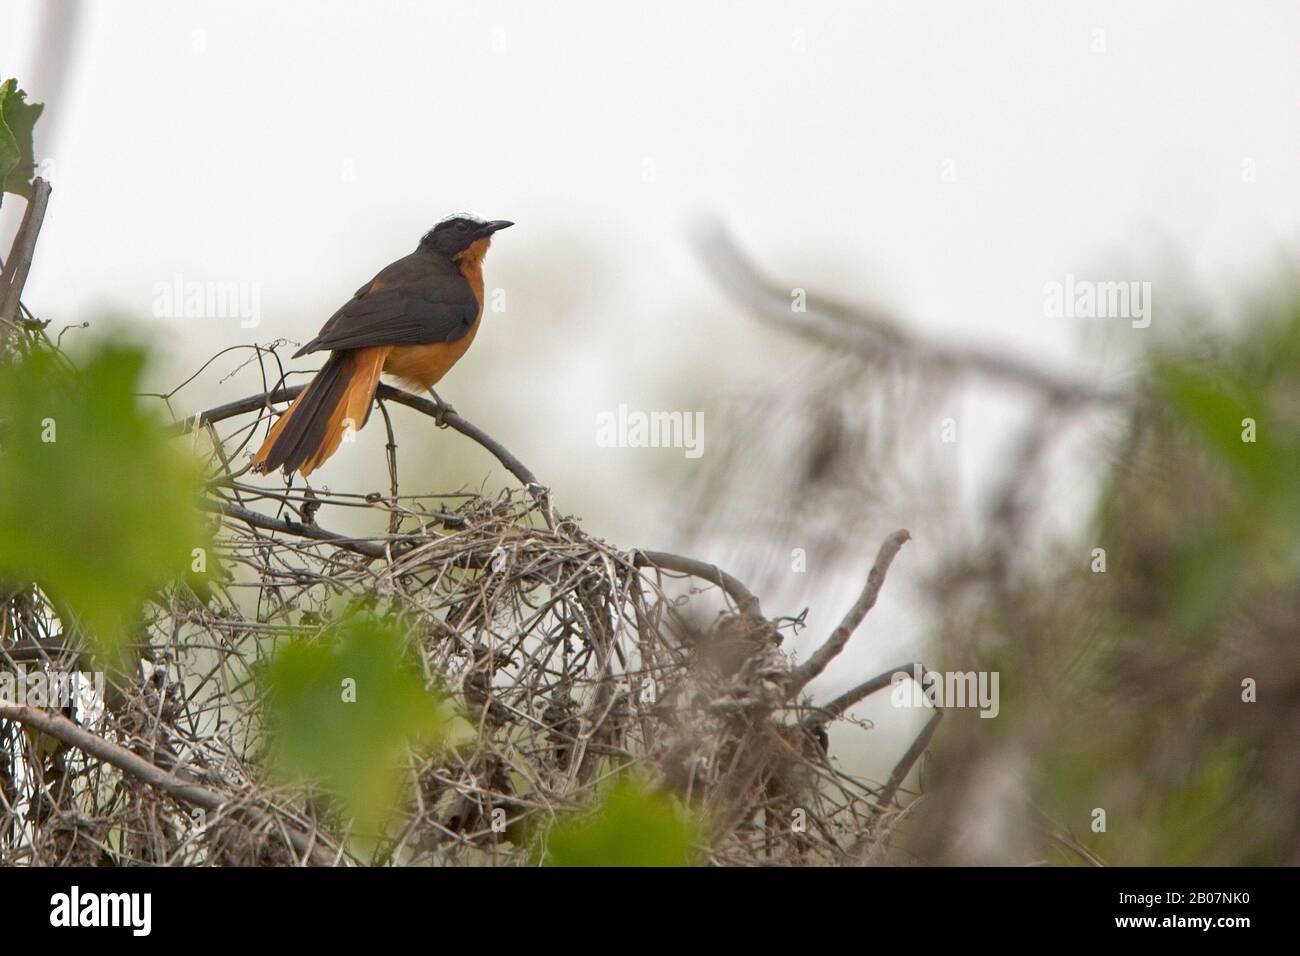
top-left (427, 387), bottom-right (456, 427)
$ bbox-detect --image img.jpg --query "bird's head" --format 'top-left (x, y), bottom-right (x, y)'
top-left (421, 213), bottom-right (513, 262)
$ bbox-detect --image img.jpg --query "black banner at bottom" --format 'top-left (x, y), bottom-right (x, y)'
top-left (2, 865), bottom-right (1280, 941)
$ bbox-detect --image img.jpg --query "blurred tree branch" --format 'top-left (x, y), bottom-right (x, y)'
top-left (695, 219), bottom-right (1133, 407)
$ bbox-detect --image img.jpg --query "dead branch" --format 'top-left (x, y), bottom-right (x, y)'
top-left (806, 661), bottom-right (926, 725)
top-left (696, 220), bottom-right (1131, 407)
top-left (870, 707), bottom-right (943, 832)
top-left (176, 382), bottom-right (555, 528)
top-left (0, 703), bottom-right (338, 866)
top-left (0, 177), bottom-right (52, 342)
top-left (634, 549), bottom-right (763, 617)
top-left (786, 529), bottom-right (911, 698)
top-left (201, 498), bottom-right (393, 561)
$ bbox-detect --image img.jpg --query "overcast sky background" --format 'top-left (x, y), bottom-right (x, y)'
top-left (4, 0), bottom-right (1298, 775)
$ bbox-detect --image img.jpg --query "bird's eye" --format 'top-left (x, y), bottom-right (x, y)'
top-left (456, 221), bottom-right (469, 231)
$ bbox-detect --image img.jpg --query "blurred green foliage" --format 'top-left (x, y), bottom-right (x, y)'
top-left (1154, 313), bottom-right (1300, 629)
top-left (262, 613), bottom-right (449, 831)
top-left (0, 77), bottom-right (42, 199)
top-left (1057, 301), bottom-right (1300, 865)
top-left (915, 289), bottom-right (1300, 865)
top-left (0, 342), bottom-right (211, 661)
top-left (540, 778), bottom-right (698, 867)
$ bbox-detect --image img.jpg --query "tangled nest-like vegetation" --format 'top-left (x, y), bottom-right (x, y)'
top-left (1, 337), bottom-right (930, 867)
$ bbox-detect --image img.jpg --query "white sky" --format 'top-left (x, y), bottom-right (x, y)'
top-left (4, 0), bottom-right (1299, 772)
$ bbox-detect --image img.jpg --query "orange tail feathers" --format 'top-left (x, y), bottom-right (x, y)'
top-left (251, 347), bottom-right (390, 477)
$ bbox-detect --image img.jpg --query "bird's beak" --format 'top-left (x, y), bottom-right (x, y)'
top-left (476, 219), bottom-right (514, 239)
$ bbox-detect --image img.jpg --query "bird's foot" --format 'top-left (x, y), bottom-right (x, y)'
top-left (427, 389), bottom-right (456, 427)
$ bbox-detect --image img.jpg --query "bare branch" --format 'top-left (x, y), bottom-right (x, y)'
top-left (871, 707), bottom-right (943, 829)
top-left (1, 177), bottom-right (52, 343)
top-left (786, 529), bottom-right (911, 698)
top-left (0, 703), bottom-right (339, 866)
top-left (696, 220), bottom-right (1130, 407)
top-left (0, 635), bottom-right (85, 668)
top-left (201, 498), bottom-right (393, 560)
top-left (805, 661), bottom-right (926, 725)
top-left (174, 381), bottom-right (555, 528)
top-left (634, 549), bottom-right (763, 617)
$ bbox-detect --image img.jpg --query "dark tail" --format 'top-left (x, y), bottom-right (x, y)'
top-left (251, 348), bottom-right (387, 477)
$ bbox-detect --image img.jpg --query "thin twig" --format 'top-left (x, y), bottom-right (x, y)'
top-left (633, 550), bottom-right (763, 617)
top-left (786, 529), bottom-right (910, 698)
top-left (871, 707), bottom-right (943, 828)
top-left (804, 661), bottom-right (926, 725)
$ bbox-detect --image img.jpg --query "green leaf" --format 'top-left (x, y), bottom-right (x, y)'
top-left (262, 614), bottom-right (448, 831)
top-left (0, 78), bottom-right (44, 199)
top-left (541, 779), bottom-right (698, 867)
top-left (1156, 363), bottom-right (1274, 488)
top-left (0, 343), bottom-right (212, 661)
top-left (0, 80), bottom-right (16, 194)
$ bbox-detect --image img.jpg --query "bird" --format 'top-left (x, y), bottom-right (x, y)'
top-left (251, 213), bottom-right (513, 477)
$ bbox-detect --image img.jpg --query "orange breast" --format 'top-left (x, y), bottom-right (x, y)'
top-left (387, 323), bottom-right (486, 390)
top-left (383, 320), bottom-right (481, 391)
top-left (384, 238), bottom-right (490, 391)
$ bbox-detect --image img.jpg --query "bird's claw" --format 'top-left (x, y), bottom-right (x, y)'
top-left (428, 390), bottom-right (456, 427)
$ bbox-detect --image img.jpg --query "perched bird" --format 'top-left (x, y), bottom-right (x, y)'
top-left (252, 214), bottom-right (513, 476)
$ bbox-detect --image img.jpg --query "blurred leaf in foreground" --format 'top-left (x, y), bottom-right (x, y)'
top-left (0, 78), bottom-right (43, 199)
top-left (0, 343), bottom-right (210, 660)
top-left (541, 778), bottom-right (698, 867)
top-left (1154, 306), bottom-right (1300, 626)
top-left (263, 614), bottom-right (448, 831)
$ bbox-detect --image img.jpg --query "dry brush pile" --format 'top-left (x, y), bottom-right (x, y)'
top-left (4, 378), bottom-right (927, 865)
